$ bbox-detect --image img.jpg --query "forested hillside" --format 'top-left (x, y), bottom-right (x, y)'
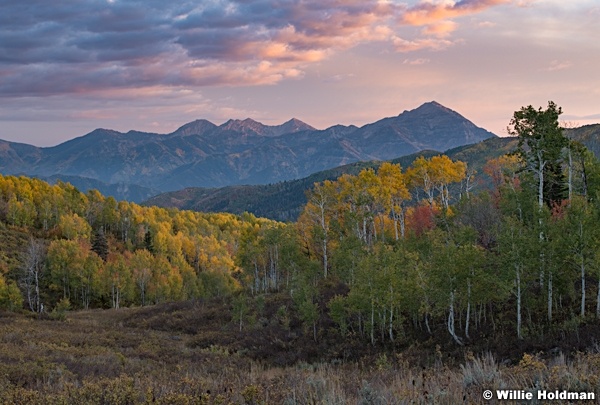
top-left (146, 125), bottom-right (600, 221)
top-left (2, 102), bottom-right (600, 352)
top-left (0, 176), bottom-right (280, 312)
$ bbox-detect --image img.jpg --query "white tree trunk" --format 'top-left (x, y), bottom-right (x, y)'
top-left (547, 271), bottom-right (553, 321)
top-left (516, 264), bottom-right (522, 339)
top-left (581, 259), bottom-right (586, 317)
top-left (568, 146), bottom-right (573, 201)
top-left (424, 313), bottom-right (432, 335)
top-left (537, 152), bottom-right (546, 209)
top-left (319, 204), bottom-right (328, 278)
top-left (596, 276), bottom-right (600, 318)
top-left (399, 208), bottom-right (405, 239)
top-left (389, 286), bottom-right (394, 342)
top-left (370, 298), bottom-right (375, 346)
top-left (447, 291), bottom-right (463, 345)
top-left (465, 279), bottom-right (471, 339)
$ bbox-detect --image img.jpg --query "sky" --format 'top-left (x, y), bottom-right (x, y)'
top-left (1, 0), bottom-right (599, 147)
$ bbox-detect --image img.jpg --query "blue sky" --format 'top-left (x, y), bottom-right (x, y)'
top-left (1, 0), bottom-right (599, 146)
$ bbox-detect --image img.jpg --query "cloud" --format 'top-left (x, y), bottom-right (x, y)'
top-left (572, 113), bottom-right (600, 120)
top-left (0, 0), bottom-right (513, 95)
top-left (421, 20), bottom-right (458, 37)
top-left (323, 73), bottom-right (356, 83)
top-left (476, 20), bottom-right (497, 28)
top-left (402, 0), bottom-right (512, 26)
top-left (543, 60), bottom-right (573, 72)
top-left (392, 36), bottom-right (456, 52)
top-left (403, 58), bottom-right (431, 65)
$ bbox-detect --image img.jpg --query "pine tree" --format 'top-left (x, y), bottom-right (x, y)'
top-left (144, 229), bottom-right (154, 253)
top-left (92, 227), bottom-right (109, 261)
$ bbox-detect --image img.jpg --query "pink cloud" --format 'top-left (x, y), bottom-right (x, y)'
top-left (403, 58), bottom-right (431, 65)
top-left (0, 0), bottom-right (515, 94)
top-left (393, 37), bottom-right (455, 52)
top-left (477, 20), bottom-right (497, 28)
top-left (543, 60), bottom-right (573, 72)
top-left (402, 0), bottom-right (512, 26)
top-left (421, 20), bottom-right (458, 37)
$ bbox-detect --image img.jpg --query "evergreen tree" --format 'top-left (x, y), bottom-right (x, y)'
top-left (144, 229), bottom-right (154, 253)
top-left (92, 227), bottom-right (109, 261)
top-left (509, 101), bottom-right (569, 208)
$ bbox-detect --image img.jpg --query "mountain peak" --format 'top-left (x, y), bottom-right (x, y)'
top-left (283, 118), bottom-right (308, 126)
top-left (402, 101), bottom-right (471, 124)
top-left (276, 118), bottom-right (315, 135)
top-left (399, 101), bottom-right (448, 116)
top-left (170, 119), bottom-right (217, 137)
top-left (89, 128), bottom-right (119, 135)
top-left (411, 101), bottom-right (449, 113)
top-left (220, 118), bottom-right (267, 134)
top-left (218, 117), bottom-right (315, 137)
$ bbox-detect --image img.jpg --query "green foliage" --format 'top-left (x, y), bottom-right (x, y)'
top-left (296, 291), bottom-right (319, 341)
top-left (91, 227), bottom-right (109, 261)
top-left (328, 295), bottom-right (348, 336)
top-left (50, 297), bottom-right (71, 320)
top-left (509, 101), bottom-right (569, 207)
top-left (276, 305), bottom-right (290, 330)
top-left (0, 275), bottom-right (22, 311)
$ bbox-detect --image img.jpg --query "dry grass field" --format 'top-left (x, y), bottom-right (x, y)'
top-left (2, 298), bottom-right (600, 404)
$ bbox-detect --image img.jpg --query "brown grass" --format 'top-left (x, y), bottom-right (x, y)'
top-left (1, 301), bottom-right (600, 404)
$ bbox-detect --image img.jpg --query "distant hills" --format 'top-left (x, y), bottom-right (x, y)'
top-left (145, 125), bottom-right (600, 221)
top-left (144, 138), bottom-right (515, 221)
top-left (0, 101), bottom-right (496, 201)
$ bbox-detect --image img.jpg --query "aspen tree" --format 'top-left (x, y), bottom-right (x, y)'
top-left (377, 162), bottom-right (410, 240)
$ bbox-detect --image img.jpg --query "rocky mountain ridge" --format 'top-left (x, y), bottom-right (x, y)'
top-left (0, 101), bottom-right (496, 199)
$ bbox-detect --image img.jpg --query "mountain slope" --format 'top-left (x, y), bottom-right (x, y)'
top-left (37, 174), bottom-right (160, 203)
top-left (0, 139), bottom-right (43, 172)
top-left (346, 101), bottom-right (496, 159)
top-left (144, 124), bottom-right (600, 221)
top-left (144, 136), bottom-right (515, 221)
top-left (0, 102), bottom-right (496, 192)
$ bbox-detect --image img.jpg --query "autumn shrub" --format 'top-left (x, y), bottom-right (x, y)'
top-left (512, 352), bottom-right (548, 386)
top-left (358, 381), bottom-right (384, 405)
top-left (49, 297), bottom-right (71, 320)
top-left (460, 351), bottom-right (502, 388)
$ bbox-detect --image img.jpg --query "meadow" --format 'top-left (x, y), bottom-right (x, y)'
top-left (2, 298), bottom-right (600, 404)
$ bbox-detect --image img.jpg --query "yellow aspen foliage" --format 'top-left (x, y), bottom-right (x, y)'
top-left (58, 213), bottom-right (92, 241)
top-left (406, 155), bottom-right (466, 209)
top-left (377, 162), bottom-right (411, 239)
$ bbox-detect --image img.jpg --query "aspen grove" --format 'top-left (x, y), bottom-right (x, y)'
top-left (2, 102), bottom-right (600, 347)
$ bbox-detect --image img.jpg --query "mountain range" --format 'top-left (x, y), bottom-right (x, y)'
top-left (0, 101), bottom-right (496, 201)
